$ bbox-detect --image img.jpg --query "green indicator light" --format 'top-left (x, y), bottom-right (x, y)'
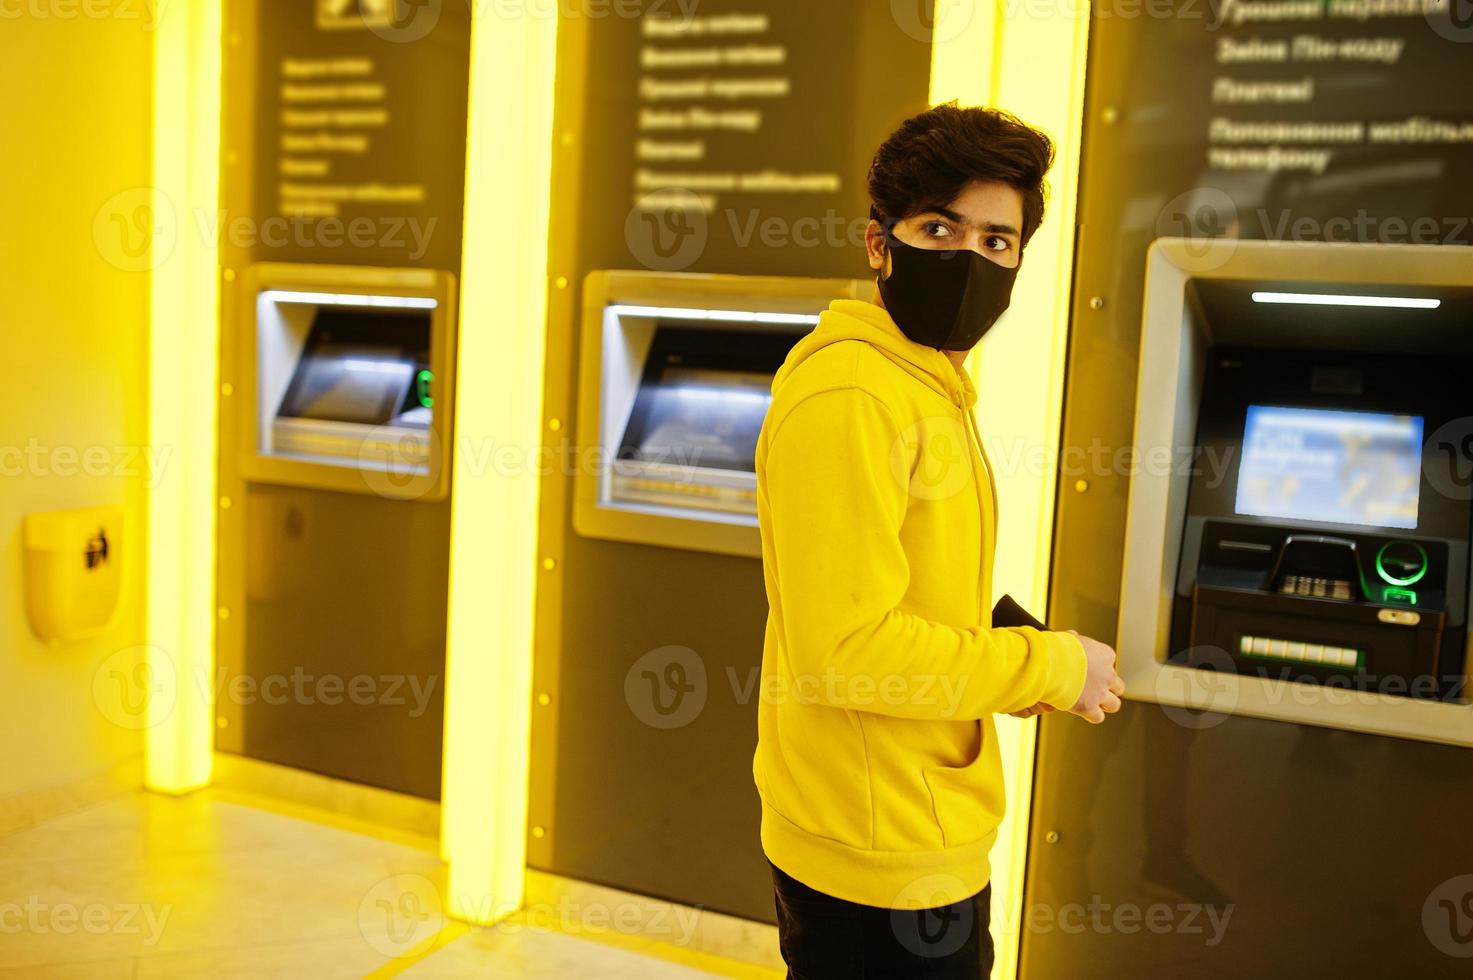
top-left (1384, 586), bottom-right (1417, 605)
top-left (416, 369), bottom-right (434, 409)
top-left (1375, 541), bottom-right (1427, 587)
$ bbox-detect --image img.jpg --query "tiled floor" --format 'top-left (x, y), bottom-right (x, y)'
top-left (0, 788), bottom-right (778, 979)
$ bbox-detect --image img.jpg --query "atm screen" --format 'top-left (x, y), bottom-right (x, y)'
top-left (277, 310), bottom-right (430, 427)
top-left (623, 367), bottom-right (772, 472)
top-left (1234, 405), bottom-right (1423, 530)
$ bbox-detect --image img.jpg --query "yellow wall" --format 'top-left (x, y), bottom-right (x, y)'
top-left (144, 0), bottom-right (219, 795)
top-left (0, 13), bottom-right (154, 798)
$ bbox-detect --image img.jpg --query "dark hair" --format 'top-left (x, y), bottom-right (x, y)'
top-left (867, 102), bottom-right (1055, 250)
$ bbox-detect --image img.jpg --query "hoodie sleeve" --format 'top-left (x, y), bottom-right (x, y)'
top-left (763, 385), bottom-right (1087, 719)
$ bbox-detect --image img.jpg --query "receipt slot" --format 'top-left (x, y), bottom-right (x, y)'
top-left (238, 263), bottom-right (458, 501)
top-left (573, 271), bottom-right (870, 557)
top-left (1118, 239), bottom-right (1473, 746)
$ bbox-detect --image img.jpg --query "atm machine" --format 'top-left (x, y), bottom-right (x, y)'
top-left (572, 271), bottom-right (865, 557)
top-left (239, 264), bottom-right (456, 500)
top-left (1118, 239), bottom-right (1473, 744)
top-left (215, 263), bottom-right (458, 798)
top-left (1021, 238), bottom-right (1473, 978)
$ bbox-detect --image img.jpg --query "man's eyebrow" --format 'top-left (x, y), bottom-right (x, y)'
top-left (925, 206), bottom-right (1020, 238)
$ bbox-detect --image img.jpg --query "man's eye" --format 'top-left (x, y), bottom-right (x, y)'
top-left (922, 221), bottom-right (953, 239)
top-left (985, 235), bottom-right (1011, 252)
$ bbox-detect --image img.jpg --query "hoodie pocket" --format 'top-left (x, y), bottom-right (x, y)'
top-left (922, 725), bottom-right (1004, 849)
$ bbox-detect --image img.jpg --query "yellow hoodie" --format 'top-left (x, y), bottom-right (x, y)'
top-left (752, 298), bottom-right (1088, 910)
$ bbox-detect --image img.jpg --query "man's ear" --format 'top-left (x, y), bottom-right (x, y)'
top-left (864, 218), bottom-right (888, 276)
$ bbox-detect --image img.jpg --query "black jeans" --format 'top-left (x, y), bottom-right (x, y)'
top-left (770, 861), bottom-right (994, 979)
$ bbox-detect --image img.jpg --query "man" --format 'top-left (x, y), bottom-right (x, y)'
top-left (752, 103), bottom-right (1124, 978)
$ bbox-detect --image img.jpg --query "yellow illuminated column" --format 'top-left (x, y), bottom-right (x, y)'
top-left (146, 0), bottom-right (222, 795)
top-left (928, 0), bottom-right (1003, 108)
top-left (930, 2), bottom-right (1091, 977)
top-left (440, 8), bottom-right (559, 925)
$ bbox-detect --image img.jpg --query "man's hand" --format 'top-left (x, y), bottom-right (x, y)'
top-left (1067, 630), bottom-right (1124, 723)
top-left (1006, 632), bottom-right (1125, 721)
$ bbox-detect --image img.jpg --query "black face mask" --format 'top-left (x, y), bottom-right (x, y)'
top-left (876, 232), bottom-right (1020, 351)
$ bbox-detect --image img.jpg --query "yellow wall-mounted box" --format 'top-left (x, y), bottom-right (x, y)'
top-left (22, 505), bottom-right (125, 644)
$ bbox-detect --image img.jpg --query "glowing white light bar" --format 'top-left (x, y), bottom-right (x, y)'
top-left (260, 290), bottom-right (438, 310)
top-left (341, 358), bottom-right (413, 375)
top-left (1250, 291), bottom-right (1440, 310)
top-left (1240, 634), bottom-right (1361, 669)
top-left (608, 304), bottom-right (820, 326)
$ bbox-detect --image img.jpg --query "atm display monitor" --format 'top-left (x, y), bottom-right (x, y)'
top-left (621, 366), bottom-right (772, 472)
top-left (1234, 405), bottom-right (1423, 530)
top-left (277, 310), bottom-right (431, 428)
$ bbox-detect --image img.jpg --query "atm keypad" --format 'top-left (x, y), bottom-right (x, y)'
top-left (1278, 575), bottom-right (1353, 601)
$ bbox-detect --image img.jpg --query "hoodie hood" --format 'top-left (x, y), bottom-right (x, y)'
top-left (772, 299), bottom-right (977, 409)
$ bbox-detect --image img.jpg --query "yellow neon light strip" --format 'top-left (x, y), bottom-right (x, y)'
top-left (440, 9), bottom-right (560, 925)
top-left (930, 3), bottom-right (1091, 977)
top-left (146, 0), bottom-right (222, 795)
top-left (983, 17), bottom-right (1092, 975)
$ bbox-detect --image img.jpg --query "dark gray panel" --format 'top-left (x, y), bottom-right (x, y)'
top-left (1035, 2), bottom-right (1473, 975)
top-left (549, 536), bottom-right (770, 920)
top-left (1025, 707), bottom-right (1473, 977)
top-left (235, 483), bottom-right (449, 800)
top-left (245, 0), bottom-right (471, 269)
